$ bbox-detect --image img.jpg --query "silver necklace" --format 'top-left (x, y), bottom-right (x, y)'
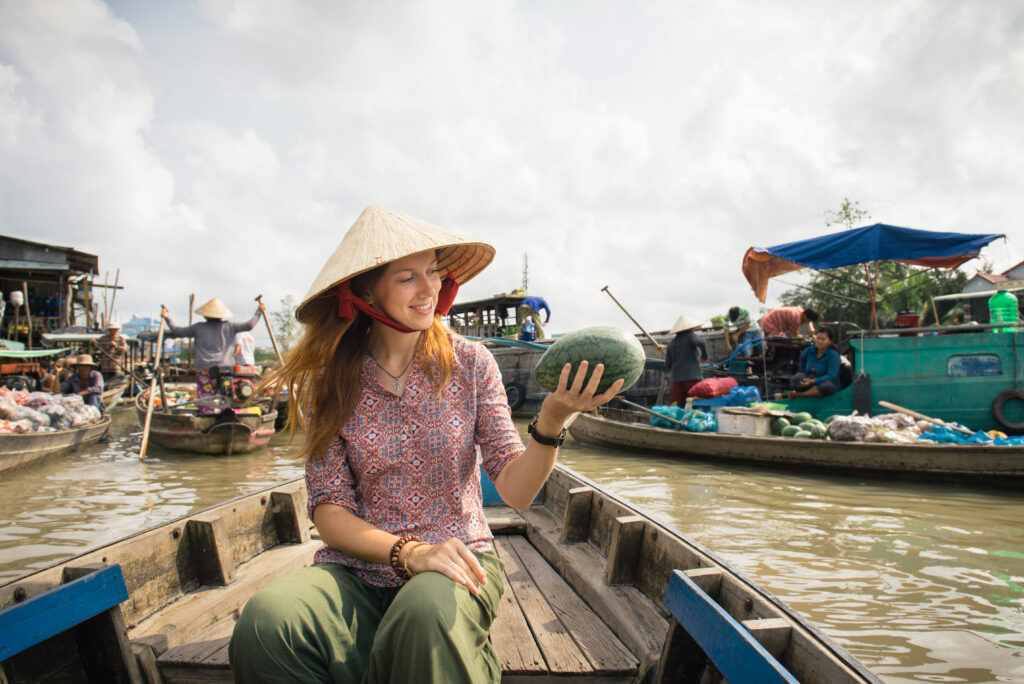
top-left (369, 351), bottom-right (415, 392)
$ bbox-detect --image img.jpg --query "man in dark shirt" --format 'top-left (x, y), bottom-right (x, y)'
top-left (664, 315), bottom-right (708, 406)
top-left (61, 354), bottom-right (105, 412)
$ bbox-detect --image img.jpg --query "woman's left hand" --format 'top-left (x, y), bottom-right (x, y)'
top-left (538, 361), bottom-right (624, 430)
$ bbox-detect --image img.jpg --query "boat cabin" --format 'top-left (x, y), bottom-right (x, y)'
top-left (444, 293), bottom-right (529, 338)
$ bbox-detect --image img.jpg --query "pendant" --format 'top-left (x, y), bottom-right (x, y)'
top-left (393, 379), bottom-right (400, 392)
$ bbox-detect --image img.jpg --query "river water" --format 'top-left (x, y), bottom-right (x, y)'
top-left (1, 408), bottom-right (1022, 683)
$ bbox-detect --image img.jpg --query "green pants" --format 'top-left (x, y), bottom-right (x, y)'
top-left (229, 551), bottom-right (505, 683)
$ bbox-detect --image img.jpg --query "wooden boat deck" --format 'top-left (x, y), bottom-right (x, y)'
top-left (151, 508), bottom-right (638, 683)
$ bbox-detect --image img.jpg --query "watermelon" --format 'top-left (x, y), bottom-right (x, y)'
top-left (533, 326), bottom-right (646, 395)
top-left (800, 422), bottom-right (826, 439)
top-left (791, 412), bottom-right (813, 424)
top-left (780, 425), bottom-right (801, 437)
top-left (770, 417), bottom-right (790, 435)
top-left (792, 429), bottom-right (813, 439)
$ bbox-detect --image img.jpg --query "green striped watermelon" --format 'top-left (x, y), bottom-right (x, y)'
top-left (533, 326), bottom-right (646, 395)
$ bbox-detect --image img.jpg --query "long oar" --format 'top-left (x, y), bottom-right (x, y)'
top-left (254, 294), bottom-right (282, 364)
top-left (600, 285), bottom-right (669, 404)
top-left (139, 308), bottom-right (167, 461)
top-left (878, 400), bottom-right (973, 435)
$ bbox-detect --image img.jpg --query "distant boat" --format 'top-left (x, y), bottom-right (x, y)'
top-left (0, 415), bottom-right (111, 475)
top-left (568, 407), bottom-right (1024, 484)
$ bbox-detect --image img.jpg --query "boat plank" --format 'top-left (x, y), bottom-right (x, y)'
top-left (493, 537), bottom-right (593, 675)
top-left (489, 559), bottom-right (548, 675)
top-left (503, 535), bottom-right (637, 675)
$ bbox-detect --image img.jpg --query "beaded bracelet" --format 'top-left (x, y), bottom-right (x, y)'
top-left (402, 541), bottom-right (424, 578)
top-left (389, 535), bottom-right (419, 580)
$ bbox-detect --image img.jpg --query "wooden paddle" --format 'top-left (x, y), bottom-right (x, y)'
top-left (600, 285), bottom-right (670, 404)
top-left (254, 294), bottom-right (282, 364)
top-left (139, 307), bottom-right (167, 461)
top-left (878, 400), bottom-right (973, 435)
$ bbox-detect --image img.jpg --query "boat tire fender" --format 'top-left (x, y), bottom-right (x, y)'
top-left (504, 382), bottom-right (526, 411)
top-left (992, 389), bottom-right (1024, 434)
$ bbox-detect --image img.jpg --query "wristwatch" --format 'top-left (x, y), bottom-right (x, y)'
top-left (528, 415), bottom-right (567, 448)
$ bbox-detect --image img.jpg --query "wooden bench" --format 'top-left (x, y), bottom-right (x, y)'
top-left (154, 530), bottom-right (638, 682)
top-left (655, 568), bottom-right (798, 684)
top-left (0, 563), bottom-right (142, 683)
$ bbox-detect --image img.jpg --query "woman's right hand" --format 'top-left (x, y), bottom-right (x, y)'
top-left (405, 538), bottom-right (487, 595)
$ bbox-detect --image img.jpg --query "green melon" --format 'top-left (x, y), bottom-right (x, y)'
top-left (780, 425), bottom-right (802, 437)
top-left (792, 429), bottom-right (813, 439)
top-left (770, 417), bottom-right (790, 435)
top-left (801, 422), bottom-right (826, 439)
top-left (791, 412), bottom-right (813, 424)
top-left (533, 326), bottom-right (646, 395)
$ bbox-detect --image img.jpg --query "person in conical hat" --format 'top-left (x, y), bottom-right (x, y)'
top-left (160, 297), bottom-right (265, 414)
top-left (231, 205), bottom-right (624, 683)
top-left (664, 314), bottom-right (708, 406)
top-left (60, 354), bottom-right (105, 412)
top-left (91, 316), bottom-right (128, 381)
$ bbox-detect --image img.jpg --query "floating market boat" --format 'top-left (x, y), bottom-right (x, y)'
top-left (0, 415), bottom-right (111, 475)
top-left (133, 388), bottom-right (276, 456)
top-left (568, 407), bottom-right (1024, 484)
top-left (0, 464), bottom-right (879, 683)
top-left (102, 379), bottom-right (128, 410)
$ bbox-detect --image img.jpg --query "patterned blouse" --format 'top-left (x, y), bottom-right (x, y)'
top-left (306, 334), bottom-right (525, 587)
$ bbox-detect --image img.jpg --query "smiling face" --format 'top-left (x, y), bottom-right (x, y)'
top-left (368, 250), bottom-right (442, 332)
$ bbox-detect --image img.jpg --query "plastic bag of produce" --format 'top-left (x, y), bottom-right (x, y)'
top-left (8, 405), bottom-right (50, 431)
top-left (69, 404), bottom-right (102, 427)
top-left (827, 415), bottom-right (875, 442)
top-left (0, 395), bottom-right (16, 419)
top-left (24, 392), bottom-right (56, 409)
top-left (37, 404), bottom-right (72, 430)
top-left (58, 394), bottom-right (85, 410)
top-left (11, 389), bottom-right (30, 405)
top-left (8, 419), bottom-right (32, 433)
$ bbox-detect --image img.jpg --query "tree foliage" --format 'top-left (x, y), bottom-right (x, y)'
top-left (271, 295), bottom-right (298, 352)
top-left (779, 199), bottom-right (969, 329)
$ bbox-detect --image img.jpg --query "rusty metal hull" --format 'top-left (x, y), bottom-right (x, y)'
top-left (569, 409), bottom-right (1024, 483)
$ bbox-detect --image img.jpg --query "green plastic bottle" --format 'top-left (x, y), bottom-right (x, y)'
top-left (988, 289), bottom-right (1019, 333)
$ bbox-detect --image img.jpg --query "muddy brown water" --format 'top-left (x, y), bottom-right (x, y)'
top-left (1, 409), bottom-right (1022, 682)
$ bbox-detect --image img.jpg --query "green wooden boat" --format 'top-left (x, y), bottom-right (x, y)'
top-left (786, 327), bottom-right (1023, 433)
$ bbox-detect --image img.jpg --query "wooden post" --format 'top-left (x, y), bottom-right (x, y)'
top-left (101, 271), bottom-right (109, 326)
top-left (21, 282), bottom-right (32, 349)
top-left (139, 313), bottom-right (167, 461)
top-left (604, 515), bottom-right (645, 585)
top-left (108, 269), bottom-right (120, 323)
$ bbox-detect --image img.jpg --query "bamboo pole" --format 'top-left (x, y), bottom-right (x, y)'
top-left (254, 294), bottom-right (282, 363)
top-left (101, 271), bottom-right (109, 325)
top-left (600, 285), bottom-right (665, 353)
top-left (21, 282), bottom-right (32, 349)
top-left (108, 268), bottom-right (120, 323)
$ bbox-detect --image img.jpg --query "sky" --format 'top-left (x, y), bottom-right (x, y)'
top-left (1, 0), bottom-right (1022, 345)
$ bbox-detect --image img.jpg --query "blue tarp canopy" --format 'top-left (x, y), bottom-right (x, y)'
top-left (742, 223), bottom-right (1005, 302)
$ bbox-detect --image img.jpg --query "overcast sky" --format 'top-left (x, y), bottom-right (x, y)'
top-left (1, 1), bottom-right (1021, 344)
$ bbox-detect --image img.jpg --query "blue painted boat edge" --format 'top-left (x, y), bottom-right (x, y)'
top-left (663, 569), bottom-right (799, 684)
top-left (0, 564), bottom-right (128, 661)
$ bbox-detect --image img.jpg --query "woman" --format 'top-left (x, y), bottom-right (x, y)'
top-left (229, 206), bottom-right (623, 683)
top-left (789, 328), bottom-right (841, 398)
top-left (161, 298), bottom-right (265, 413)
top-left (663, 314), bottom-right (707, 406)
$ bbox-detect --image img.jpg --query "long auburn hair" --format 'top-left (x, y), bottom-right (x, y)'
top-left (266, 263), bottom-right (455, 462)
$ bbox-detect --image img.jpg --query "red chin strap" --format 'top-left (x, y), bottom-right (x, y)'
top-left (327, 277), bottom-right (460, 334)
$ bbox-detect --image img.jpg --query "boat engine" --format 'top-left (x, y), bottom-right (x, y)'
top-left (231, 364), bottom-right (259, 402)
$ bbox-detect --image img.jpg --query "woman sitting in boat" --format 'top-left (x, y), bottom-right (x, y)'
top-left (229, 205), bottom-right (623, 683)
top-left (160, 297), bottom-right (265, 414)
top-left (60, 354), bottom-right (104, 412)
top-left (789, 328), bottom-right (841, 398)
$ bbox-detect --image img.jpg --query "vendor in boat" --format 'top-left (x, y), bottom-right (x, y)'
top-left (161, 297), bottom-right (265, 413)
top-left (664, 314), bottom-right (708, 405)
top-left (229, 205), bottom-right (623, 683)
top-left (760, 306), bottom-right (818, 337)
top-left (517, 295), bottom-right (550, 340)
top-left (789, 328), bottom-right (841, 398)
top-left (723, 305), bottom-right (763, 355)
top-left (91, 320), bottom-right (128, 381)
top-left (60, 354), bottom-right (104, 412)
top-left (40, 357), bottom-right (70, 394)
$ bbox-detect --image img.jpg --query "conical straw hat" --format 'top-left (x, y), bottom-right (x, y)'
top-left (71, 354), bottom-right (98, 367)
top-left (669, 315), bottom-right (702, 334)
top-left (297, 205), bottom-right (495, 323)
top-left (195, 298), bottom-right (233, 319)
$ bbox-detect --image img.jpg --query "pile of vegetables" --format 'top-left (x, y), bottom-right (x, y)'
top-left (771, 412), bottom-right (828, 439)
top-left (0, 388), bottom-right (103, 434)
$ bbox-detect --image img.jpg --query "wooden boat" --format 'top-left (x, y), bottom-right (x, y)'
top-left (102, 380), bottom-right (128, 410)
top-left (0, 415), bottom-right (111, 475)
top-left (569, 407), bottom-right (1024, 483)
top-left (133, 390), bottom-right (277, 456)
top-left (0, 464), bottom-right (879, 683)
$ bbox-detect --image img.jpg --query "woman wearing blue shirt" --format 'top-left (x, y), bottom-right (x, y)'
top-left (789, 328), bottom-right (841, 397)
